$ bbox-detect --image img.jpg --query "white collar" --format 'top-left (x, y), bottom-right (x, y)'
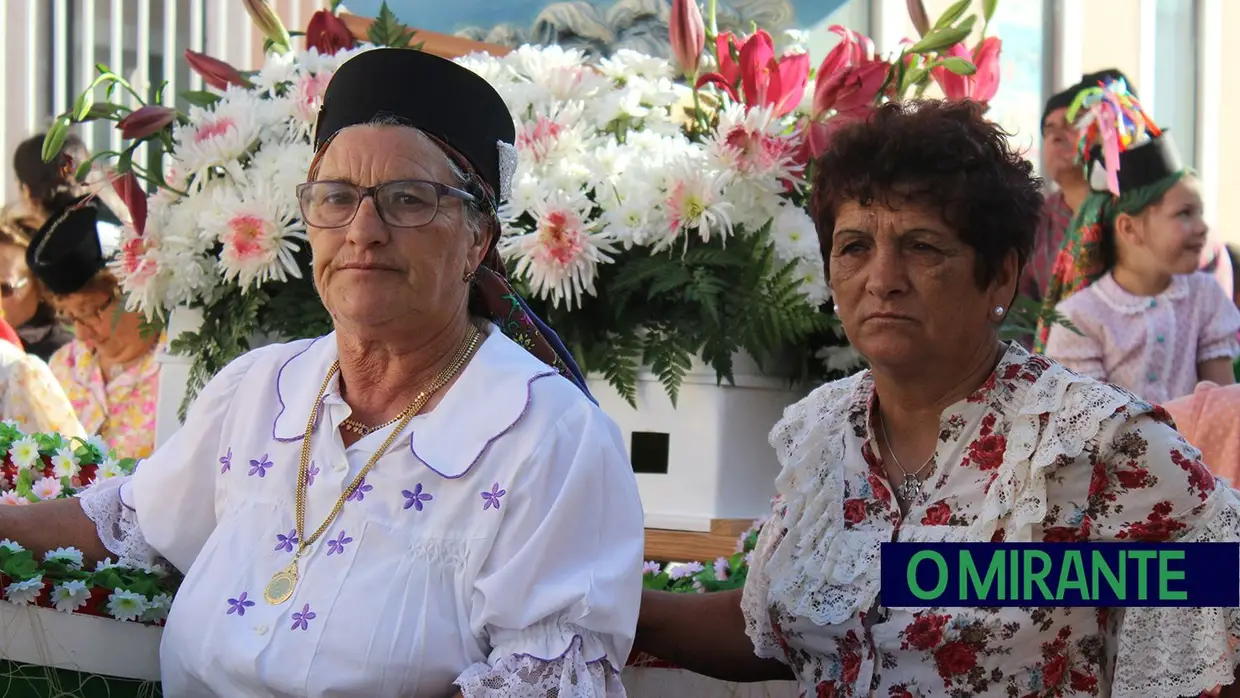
top-left (270, 325), bottom-right (560, 478)
top-left (1092, 272), bottom-right (1190, 315)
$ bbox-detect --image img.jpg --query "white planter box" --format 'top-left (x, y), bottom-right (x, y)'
top-left (154, 307), bottom-right (204, 449)
top-left (621, 668), bottom-right (798, 697)
top-left (0, 602), bottom-right (162, 680)
top-left (588, 354), bottom-right (806, 532)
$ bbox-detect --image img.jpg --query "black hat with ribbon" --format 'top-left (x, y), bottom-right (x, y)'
top-left (26, 197), bottom-right (108, 295)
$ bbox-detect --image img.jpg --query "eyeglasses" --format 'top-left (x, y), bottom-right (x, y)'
top-left (296, 179), bottom-right (477, 229)
top-left (56, 292), bottom-right (117, 326)
top-left (0, 278), bottom-right (28, 298)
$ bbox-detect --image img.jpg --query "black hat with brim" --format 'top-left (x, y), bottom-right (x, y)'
top-left (26, 198), bottom-right (107, 295)
top-left (313, 48), bottom-right (516, 202)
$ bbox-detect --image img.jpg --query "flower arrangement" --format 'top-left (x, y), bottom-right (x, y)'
top-left (0, 424), bottom-right (177, 625)
top-left (47, 0), bottom-right (1027, 409)
top-left (642, 517), bottom-right (763, 594)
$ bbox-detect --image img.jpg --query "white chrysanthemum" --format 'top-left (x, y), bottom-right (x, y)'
top-left (51, 580), bottom-right (91, 613)
top-left (454, 51), bottom-right (512, 86)
top-left (0, 539), bottom-right (24, 553)
top-left (107, 589), bottom-right (148, 622)
top-left (769, 204), bottom-right (821, 261)
top-left (708, 104), bottom-right (801, 227)
top-left (201, 182), bottom-right (307, 289)
top-left (595, 160), bottom-right (662, 247)
top-left (251, 50), bottom-right (299, 94)
top-left (173, 96), bottom-right (267, 183)
top-left (143, 593), bottom-right (173, 623)
top-left (84, 435), bottom-right (108, 457)
top-left (794, 257), bottom-right (831, 306)
top-left (513, 105), bottom-right (592, 169)
top-left (817, 343), bottom-right (866, 375)
top-left (44, 547), bottom-right (84, 570)
top-left (49, 446), bottom-right (80, 479)
top-left (8, 436), bottom-right (40, 470)
top-left (653, 157), bottom-right (734, 252)
top-left (5, 576), bottom-right (43, 605)
top-left (0, 491), bottom-right (29, 506)
top-left (598, 49), bottom-right (675, 82)
top-left (500, 192), bottom-right (615, 309)
top-left (32, 476), bottom-right (63, 501)
top-left (95, 557), bottom-right (120, 571)
top-left (96, 457), bottom-right (125, 481)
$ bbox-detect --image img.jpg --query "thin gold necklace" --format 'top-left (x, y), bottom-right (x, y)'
top-left (264, 323), bottom-right (483, 605)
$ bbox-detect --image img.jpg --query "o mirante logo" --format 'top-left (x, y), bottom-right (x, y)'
top-left (879, 543), bottom-right (1240, 607)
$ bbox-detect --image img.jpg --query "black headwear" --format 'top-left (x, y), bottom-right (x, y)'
top-left (25, 198), bottom-right (108, 295)
top-left (313, 49), bottom-right (517, 205)
top-left (1042, 68), bottom-right (1136, 127)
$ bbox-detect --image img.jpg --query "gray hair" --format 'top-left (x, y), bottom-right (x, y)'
top-left (333, 114), bottom-right (492, 244)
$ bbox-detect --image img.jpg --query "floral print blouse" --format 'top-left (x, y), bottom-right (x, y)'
top-left (49, 339), bottom-right (160, 459)
top-left (0, 340), bottom-right (85, 438)
top-left (742, 342), bottom-right (1240, 698)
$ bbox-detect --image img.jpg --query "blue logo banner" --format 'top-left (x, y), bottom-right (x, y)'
top-left (880, 542), bottom-right (1240, 607)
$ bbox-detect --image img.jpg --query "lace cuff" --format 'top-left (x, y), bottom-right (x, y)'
top-left (1110, 490), bottom-right (1240, 698)
top-left (740, 515), bottom-right (788, 662)
top-left (76, 475), bottom-right (159, 569)
top-left (455, 635), bottom-right (625, 698)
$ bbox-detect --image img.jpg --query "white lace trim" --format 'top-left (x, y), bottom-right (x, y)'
top-left (740, 508), bottom-right (785, 661)
top-left (456, 635), bottom-right (624, 698)
top-left (1111, 488), bottom-right (1240, 698)
top-left (76, 475), bottom-right (159, 569)
top-left (758, 355), bottom-right (1131, 626)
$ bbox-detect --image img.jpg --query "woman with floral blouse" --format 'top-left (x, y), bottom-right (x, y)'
top-left (635, 100), bottom-right (1240, 698)
top-left (24, 199), bottom-right (160, 459)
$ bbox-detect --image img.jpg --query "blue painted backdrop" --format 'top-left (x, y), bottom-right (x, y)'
top-left (344, 0), bottom-right (851, 33)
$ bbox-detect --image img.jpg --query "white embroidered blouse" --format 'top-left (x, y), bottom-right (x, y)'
top-left (741, 342), bottom-right (1240, 698)
top-left (78, 324), bottom-right (643, 697)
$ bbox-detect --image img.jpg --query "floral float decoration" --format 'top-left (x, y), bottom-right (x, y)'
top-left (0, 423), bottom-right (176, 625)
top-left (45, 0), bottom-right (1018, 410)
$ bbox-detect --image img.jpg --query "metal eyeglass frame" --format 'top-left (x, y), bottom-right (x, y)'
top-left (295, 179), bottom-right (478, 229)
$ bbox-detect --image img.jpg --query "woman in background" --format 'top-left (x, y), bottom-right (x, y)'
top-left (0, 322), bottom-right (84, 437)
top-left (0, 208), bottom-right (74, 360)
top-left (26, 198), bottom-right (160, 459)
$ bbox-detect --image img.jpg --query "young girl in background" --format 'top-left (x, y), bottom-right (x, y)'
top-left (1038, 80), bottom-right (1240, 404)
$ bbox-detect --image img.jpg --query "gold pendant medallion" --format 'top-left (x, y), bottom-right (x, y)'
top-left (265, 562), bottom-right (299, 605)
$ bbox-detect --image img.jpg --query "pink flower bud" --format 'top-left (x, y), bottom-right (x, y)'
top-left (669, 0), bottom-right (706, 77)
top-left (116, 105), bottom-right (176, 140)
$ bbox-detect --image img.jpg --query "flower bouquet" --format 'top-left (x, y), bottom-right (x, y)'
top-left (46, 0), bottom-right (1021, 411)
top-left (0, 423), bottom-right (176, 623)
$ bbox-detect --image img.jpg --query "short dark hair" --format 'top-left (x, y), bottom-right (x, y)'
top-left (811, 100), bottom-right (1044, 288)
top-left (13, 132), bottom-right (89, 213)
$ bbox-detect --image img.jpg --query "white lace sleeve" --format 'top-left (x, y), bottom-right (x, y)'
top-left (740, 513), bottom-right (786, 661)
top-left (1109, 489), bottom-right (1240, 698)
top-left (455, 636), bottom-right (625, 698)
top-left (75, 475), bottom-right (159, 569)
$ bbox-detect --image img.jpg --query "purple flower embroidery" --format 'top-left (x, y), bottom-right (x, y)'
top-left (290, 603), bottom-right (316, 631)
top-left (481, 483), bottom-right (506, 511)
top-left (249, 454), bottom-right (273, 478)
top-left (326, 530), bottom-right (353, 556)
top-left (219, 448), bottom-right (232, 474)
top-left (346, 477), bottom-right (373, 502)
top-left (274, 529), bottom-right (299, 553)
top-left (402, 483), bottom-right (433, 512)
top-left (307, 461), bottom-right (320, 487)
top-left (227, 592), bottom-right (255, 616)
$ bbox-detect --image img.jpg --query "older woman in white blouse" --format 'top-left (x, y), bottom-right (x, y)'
top-left (0, 49), bottom-right (643, 697)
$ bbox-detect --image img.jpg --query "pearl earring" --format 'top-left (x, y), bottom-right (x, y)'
top-left (993, 305), bottom-right (1005, 316)
top-left (833, 304), bottom-right (840, 314)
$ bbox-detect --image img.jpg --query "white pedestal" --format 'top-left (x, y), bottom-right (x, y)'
top-left (0, 603), bottom-right (162, 681)
top-left (587, 354), bottom-right (806, 532)
top-left (621, 668), bottom-right (799, 697)
top-left (154, 307), bottom-right (204, 449)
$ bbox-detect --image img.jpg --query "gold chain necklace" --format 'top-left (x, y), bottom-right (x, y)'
top-left (264, 323), bottom-right (484, 605)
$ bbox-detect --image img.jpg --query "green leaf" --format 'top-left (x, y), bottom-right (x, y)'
top-left (367, 2), bottom-right (417, 48)
top-left (182, 90), bottom-right (222, 108)
top-left (932, 0), bottom-right (972, 30)
top-left (330, 0), bottom-right (344, 10)
top-left (983, 0), bottom-right (999, 21)
top-left (939, 56), bottom-right (977, 76)
top-left (41, 118), bottom-right (71, 164)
